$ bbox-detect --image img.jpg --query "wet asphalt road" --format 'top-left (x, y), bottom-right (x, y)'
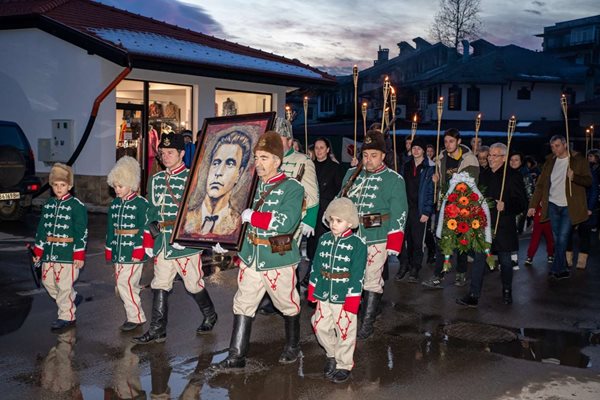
top-left (1, 212), bottom-right (600, 400)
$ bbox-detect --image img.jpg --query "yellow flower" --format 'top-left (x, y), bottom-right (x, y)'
top-left (447, 219), bottom-right (458, 230)
top-left (471, 219), bottom-right (480, 229)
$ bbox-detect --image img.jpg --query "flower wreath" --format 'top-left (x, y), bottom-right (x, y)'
top-left (436, 172), bottom-right (495, 271)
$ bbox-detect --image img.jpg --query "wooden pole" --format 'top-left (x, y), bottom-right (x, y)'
top-left (353, 65), bottom-right (358, 158)
top-left (380, 77), bottom-right (390, 131)
top-left (390, 87), bottom-right (397, 172)
top-left (586, 129), bottom-right (590, 156)
top-left (362, 102), bottom-right (368, 138)
top-left (560, 95), bottom-right (572, 196)
top-left (410, 114), bottom-right (418, 142)
top-left (434, 96), bottom-right (444, 206)
top-left (303, 96), bottom-right (309, 155)
top-left (475, 113), bottom-right (482, 152)
top-left (494, 116), bottom-right (517, 235)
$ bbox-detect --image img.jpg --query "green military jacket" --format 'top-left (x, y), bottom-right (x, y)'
top-left (105, 192), bottom-right (149, 264)
top-left (238, 172), bottom-right (304, 270)
top-left (34, 194), bottom-right (88, 263)
top-left (307, 230), bottom-right (366, 305)
top-left (281, 148), bottom-right (319, 230)
top-left (145, 163), bottom-right (200, 260)
top-left (340, 164), bottom-right (408, 251)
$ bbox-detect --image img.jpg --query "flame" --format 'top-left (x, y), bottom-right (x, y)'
top-left (413, 114), bottom-right (417, 122)
top-left (391, 87), bottom-right (395, 94)
top-left (477, 113), bottom-right (481, 119)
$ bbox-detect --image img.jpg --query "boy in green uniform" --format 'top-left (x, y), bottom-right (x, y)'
top-left (212, 130), bottom-right (305, 370)
top-left (105, 156), bottom-right (149, 331)
top-left (308, 197), bottom-right (366, 383)
top-left (133, 133), bottom-right (217, 344)
top-left (33, 163), bottom-right (87, 332)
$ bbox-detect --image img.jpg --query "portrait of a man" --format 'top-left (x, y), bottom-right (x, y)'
top-left (184, 130), bottom-right (251, 235)
top-left (172, 112), bottom-right (275, 250)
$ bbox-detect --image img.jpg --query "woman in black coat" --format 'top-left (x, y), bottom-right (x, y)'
top-left (302, 137), bottom-right (343, 287)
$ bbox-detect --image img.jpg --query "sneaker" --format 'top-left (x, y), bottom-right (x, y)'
top-left (512, 260), bottom-right (520, 271)
top-left (454, 273), bottom-right (467, 287)
top-left (524, 257), bottom-right (533, 267)
top-left (456, 294), bottom-right (479, 308)
top-left (394, 265), bottom-right (409, 281)
top-left (422, 277), bottom-right (443, 289)
top-left (547, 256), bottom-right (554, 264)
top-left (406, 275), bottom-right (420, 283)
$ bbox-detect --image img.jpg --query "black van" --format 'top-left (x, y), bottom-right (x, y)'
top-left (0, 121), bottom-right (42, 220)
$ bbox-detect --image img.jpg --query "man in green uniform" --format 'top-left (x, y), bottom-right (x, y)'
top-left (339, 130), bottom-right (408, 340)
top-left (212, 130), bottom-right (305, 369)
top-left (133, 133), bottom-right (217, 344)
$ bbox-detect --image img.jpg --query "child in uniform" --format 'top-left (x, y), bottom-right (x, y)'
top-left (308, 197), bottom-right (367, 383)
top-left (105, 156), bottom-right (149, 331)
top-left (33, 163), bottom-right (87, 332)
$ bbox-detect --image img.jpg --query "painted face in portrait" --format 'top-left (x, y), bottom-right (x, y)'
top-left (206, 143), bottom-right (244, 200)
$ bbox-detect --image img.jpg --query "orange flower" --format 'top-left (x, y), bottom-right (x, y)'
top-left (456, 183), bottom-right (467, 192)
top-left (471, 219), bottom-right (480, 229)
top-left (447, 219), bottom-right (458, 230)
top-left (459, 196), bottom-right (469, 205)
top-left (459, 208), bottom-right (470, 217)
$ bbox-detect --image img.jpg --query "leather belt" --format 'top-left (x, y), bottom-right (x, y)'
top-left (248, 233), bottom-right (270, 246)
top-left (321, 270), bottom-right (351, 279)
top-left (158, 221), bottom-right (175, 229)
top-left (47, 236), bottom-right (73, 243)
top-left (115, 229), bottom-right (139, 235)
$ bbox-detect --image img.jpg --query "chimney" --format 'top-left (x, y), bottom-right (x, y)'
top-left (413, 37), bottom-right (432, 51)
top-left (397, 41), bottom-right (415, 56)
top-left (461, 39), bottom-right (470, 61)
top-left (374, 45), bottom-right (389, 66)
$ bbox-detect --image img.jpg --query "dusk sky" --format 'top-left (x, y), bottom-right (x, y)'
top-left (98, 0), bottom-right (598, 75)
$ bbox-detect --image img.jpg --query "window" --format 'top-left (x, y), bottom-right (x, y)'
top-left (448, 86), bottom-right (462, 110)
top-left (517, 87), bottom-right (531, 100)
top-left (215, 89), bottom-right (272, 117)
top-left (571, 27), bottom-right (595, 45)
top-left (466, 86), bottom-right (480, 111)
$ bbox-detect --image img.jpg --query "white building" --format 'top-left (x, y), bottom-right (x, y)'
top-left (0, 0), bottom-right (334, 205)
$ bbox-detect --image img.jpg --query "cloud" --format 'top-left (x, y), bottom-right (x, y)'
top-left (532, 1), bottom-right (546, 6)
top-left (97, 0), bottom-right (225, 36)
top-left (524, 9), bottom-right (542, 15)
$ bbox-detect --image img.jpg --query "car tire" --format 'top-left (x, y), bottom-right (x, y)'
top-left (0, 146), bottom-right (27, 188)
top-left (0, 199), bottom-right (28, 221)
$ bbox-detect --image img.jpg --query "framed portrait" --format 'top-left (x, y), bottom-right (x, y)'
top-left (172, 112), bottom-right (276, 250)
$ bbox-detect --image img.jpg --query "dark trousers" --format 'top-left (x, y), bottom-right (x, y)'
top-left (307, 210), bottom-right (327, 261)
top-left (406, 209), bottom-right (427, 270)
top-left (468, 251), bottom-right (508, 298)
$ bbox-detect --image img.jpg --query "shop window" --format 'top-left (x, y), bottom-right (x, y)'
top-left (517, 87), bottom-right (531, 100)
top-left (215, 89), bottom-right (272, 117)
top-left (466, 86), bottom-right (480, 111)
top-left (448, 86), bottom-right (462, 110)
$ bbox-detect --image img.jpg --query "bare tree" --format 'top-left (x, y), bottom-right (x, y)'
top-left (430, 0), bottom-right (482, 49)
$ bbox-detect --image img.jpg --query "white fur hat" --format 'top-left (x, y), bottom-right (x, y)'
top-left (323, 197), bottom-right (359, 229)
top-left (107, 156), bottom-right (141, 191)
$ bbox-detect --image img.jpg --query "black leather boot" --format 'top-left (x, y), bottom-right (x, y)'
top-left (324, 357), bottom-right (337, 378)
top-left (279, 314), bottom-right (301, 364)
top-left (211, 314), bottom-right (253, 369)
top-left (191, 289), bottom-right (218, 334)
top-left (357, 291), bottom-right (382, 340)
top-left (502, 288), bottom-right (513, 305)
top-left (132, 289), bottom-right (168, 345)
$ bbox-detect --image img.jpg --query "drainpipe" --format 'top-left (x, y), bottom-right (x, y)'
top-left (35, 65), bottom-right (132, 197)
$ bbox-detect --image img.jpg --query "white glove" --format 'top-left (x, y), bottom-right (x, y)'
top-left (145, 248), bottom-right (154, 258)
top-left (172, 242), bottom-right (186, 250)
top-left (212, 243), bottom-right (228, 254)
top-left (387, 250), bottom-right (399, 256)
top-left (301, 223), bottom-right (315, 237)
top-left (241, 208), bottom-right (254, 224)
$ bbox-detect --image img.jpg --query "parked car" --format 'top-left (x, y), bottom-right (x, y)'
top-left (0, 121), bottom-right (41, 220)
